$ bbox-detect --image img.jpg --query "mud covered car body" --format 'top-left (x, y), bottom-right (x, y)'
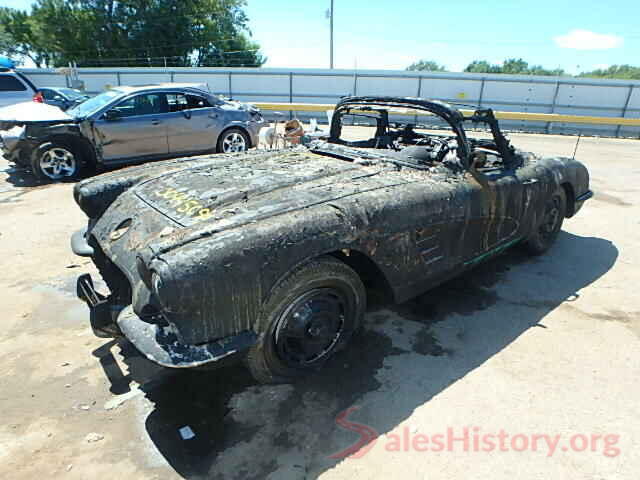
top-left (0, 84), bottom-right (264, 180)
top-left (71, 96), bottom-right (592, 371)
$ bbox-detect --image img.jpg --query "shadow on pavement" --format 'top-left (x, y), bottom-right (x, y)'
top-left (1, 164), bottom-right (81, 192)
top-left (95, 232), bottom-right (617, 479)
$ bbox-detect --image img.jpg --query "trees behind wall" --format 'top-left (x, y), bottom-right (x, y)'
top-left (407, 58), bottom-right (640, 80)
top-left (0, 0), bottom-right (266, 68)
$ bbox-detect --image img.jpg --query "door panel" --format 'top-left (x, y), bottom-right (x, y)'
top-left (165, 93), bottom-right (223, 154)
top-left (481, 168), bottom-right (525, 250)
top-left (383, 180), bottom-right (491, 302)
top-left (92, 93), bottom-right (169, 162)
top-left (166, 108), bottom-right (222, 153)
top-left (410, 166), bottom-right (521, 284)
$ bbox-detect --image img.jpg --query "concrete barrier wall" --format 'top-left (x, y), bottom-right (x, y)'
top-left (20, 67), bottom-right (640, 137)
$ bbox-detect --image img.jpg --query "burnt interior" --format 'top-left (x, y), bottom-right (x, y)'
top-left (326, 97), bottom-right (516, 171)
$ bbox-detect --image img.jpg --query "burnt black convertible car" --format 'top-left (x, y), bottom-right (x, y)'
top-left (71, 96), bottom-right (592, 383)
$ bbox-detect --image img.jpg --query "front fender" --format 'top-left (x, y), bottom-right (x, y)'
top-left (153, 201), bottom-right (394, 344)
top-left (220, 119), bottom-right (263, 147)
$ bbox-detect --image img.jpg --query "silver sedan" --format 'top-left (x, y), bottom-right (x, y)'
top-left (0, 84), bottom-right (266, 181)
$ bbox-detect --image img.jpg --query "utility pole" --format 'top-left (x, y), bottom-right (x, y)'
top-left (329, 0), bottom-right (334, 69)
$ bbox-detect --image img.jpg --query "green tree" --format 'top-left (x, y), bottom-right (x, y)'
top-left (464, 60), bottom-right (502, 74)
top-left (501, 58), bottom-right (530, 74)
top-left (0, 0), bottom-right (266, 68)
top-left (0, 7), bottom-right (52, 67)
top-left (464, 58), bottom-right (565, 76)
top-left (0, 20), bottom-right (15, 62)
top-left (529, 64), bottom-right (565, 76)
top-left (579, 65), bottom-right (640, 80)
top-left (406, 59), bottom-right (447, 72)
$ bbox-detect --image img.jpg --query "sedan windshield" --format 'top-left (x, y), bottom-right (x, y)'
top-left (66, 89), bottom-right (123, 118)
top-left (58, 88), bottom-right (88, 101)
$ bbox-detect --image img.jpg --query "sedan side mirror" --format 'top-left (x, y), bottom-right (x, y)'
top-left (104, 109), bottom-right (121, 121)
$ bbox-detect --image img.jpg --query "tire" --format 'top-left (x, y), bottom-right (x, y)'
top-left (246, 256), bottom-right (366, 384)
top-left (216, 128), bottom-right (250, 153)
top-left (523, 188), bottom-right (567, 255)
top-left (31, 141), bottom-right (82, 182)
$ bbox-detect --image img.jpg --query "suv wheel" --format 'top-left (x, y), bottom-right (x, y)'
top-left (217, 128), bottom-right (249, 153)
top-left (31, 141), bottom-right (81, 181)
top-left (246, 256), bottom-right (366, 383)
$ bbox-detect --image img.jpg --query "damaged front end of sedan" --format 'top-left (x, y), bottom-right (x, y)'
top-left (0, 102), bottom-right (88, 169)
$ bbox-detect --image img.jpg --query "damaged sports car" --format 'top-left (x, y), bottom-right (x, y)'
top-left (71, 96), bottom-right (592, 383)
top-left (0, 84), bottom-right (265, 181)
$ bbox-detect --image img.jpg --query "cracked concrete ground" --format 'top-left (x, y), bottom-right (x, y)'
top-left (0, 130), bottom-right (638, 479)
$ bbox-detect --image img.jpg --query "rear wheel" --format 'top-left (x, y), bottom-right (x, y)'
top-left (31, 141), bottom-right (82, 181)
top-left (523, 188), bottom-right (566, 255)
top-left (246, 256), bottom-right (366, 383)
top-left (217, 128), bottom-right (250, 153)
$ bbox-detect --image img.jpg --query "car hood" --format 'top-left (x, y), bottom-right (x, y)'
top-left (0, 101), bottom-right (75, 124)
top-left (133, 150), bottom-right (400, 230)
top-left (86, 150), bottom-right (409, 280)
top-left (218, 98), bottom-right (260, 114)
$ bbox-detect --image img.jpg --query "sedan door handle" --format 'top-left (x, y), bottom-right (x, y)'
top-left (522, 178), bottom-right (538, 185)
top-left (151, 119), bottom-right (161, 125)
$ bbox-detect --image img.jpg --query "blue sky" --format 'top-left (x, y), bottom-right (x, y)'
top-left (2, 0), bottom-right (638, 73)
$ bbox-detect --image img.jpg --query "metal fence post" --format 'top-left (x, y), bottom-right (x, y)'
top-left (353, 72), bottom-right (358, 96)
top-left (616, 85), bottom-right (634, 138)
top-left (414, 76), bottom-right (423, 124)
top-left (228, 71), bottom-right (232, 99)
top-left (116, 72), bottom-right (121, 86)
top-left (170, 71), bottom-right (174, 83)
top-left (546, 80), bottom-right (561, 134)
top-left (478, 77), bottom-right (486, 107)
top-left (289, 72), bottom-right (293, 120)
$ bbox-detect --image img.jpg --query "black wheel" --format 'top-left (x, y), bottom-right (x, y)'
top-left (523, 188), bottom-right (567, 255)
top-left (31, 141), bottom-right (82, 182)
top-left (246, 256), bottom-right (366, 383)
top-left (216, 128), bottom-right (250, 153)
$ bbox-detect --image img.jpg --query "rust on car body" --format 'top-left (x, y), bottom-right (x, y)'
top-left (71, 96), bottom-right (592, 370)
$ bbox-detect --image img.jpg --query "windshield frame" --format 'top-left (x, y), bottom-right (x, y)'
top-left (329, 96), bottom-right (471, 168)
top-left (66, 89), bottom-right (124, 119)
top-left (329, 96), bottom-right (517, 170)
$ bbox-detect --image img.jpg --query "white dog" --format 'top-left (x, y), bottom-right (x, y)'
top-left (259, 125), bottom-right (277, 149)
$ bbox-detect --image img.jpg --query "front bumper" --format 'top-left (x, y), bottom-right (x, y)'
top-left (75, 269), bottom-right (257, 368)
top-left (117, 306), bottom-right (257, 368)
top-left (247, 120), bottom-right (267, 148)
top-left (0, 126), bottom-right (29, 165)
top-left (1, 141), bottom-right (25, 164)
top-left (72, 224), bottom-right (259, 368)
top-left (71, 227), bottom-right (94, 256)
top-left (573, 189), bottom-right (593, 216)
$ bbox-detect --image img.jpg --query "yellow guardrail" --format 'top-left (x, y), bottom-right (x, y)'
top-left (254, 102), bottom-right (640, 127)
